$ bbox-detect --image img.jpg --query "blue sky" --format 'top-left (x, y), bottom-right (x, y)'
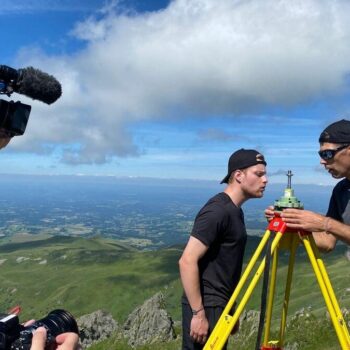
top-left (1, 0), bottom-right (350, 185)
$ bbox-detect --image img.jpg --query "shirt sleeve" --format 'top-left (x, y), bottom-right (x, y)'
top-left (326, 188), bottom-right (342, 222)
top-left (191, 202), bottom-right (227, 247)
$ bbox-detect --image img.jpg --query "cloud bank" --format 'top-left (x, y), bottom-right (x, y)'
top-left (10, 0), bottom-right (350, 164)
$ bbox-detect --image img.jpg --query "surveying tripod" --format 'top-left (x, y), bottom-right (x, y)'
top-left (204, 171), bottom-right (350, 350)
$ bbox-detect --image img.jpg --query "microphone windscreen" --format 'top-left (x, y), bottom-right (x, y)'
top-left (16, 67), bottom-right (62, 105)
top-left (0, 65), bottom-right (18, 82)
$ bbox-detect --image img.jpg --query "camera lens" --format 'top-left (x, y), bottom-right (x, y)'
top-left (10, 309), bottom-right (79, 350)
top-left (36, 309), bottom-right (79, 337)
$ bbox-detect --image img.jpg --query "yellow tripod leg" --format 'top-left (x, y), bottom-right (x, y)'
top-left (278, 232), bottom-right (299, 347)
top-left (203, 229), bottom-right (271, 350)
top-left (302, 234), bottom-right (350, 349)
top-left (308, 237), bottom-right (350, 344)
top-left (263, 240), bottom-right (279, 346)
top-left (204, 231), bottom-right (284, 350)
top-left (262, 232), bottom-right (299, 348)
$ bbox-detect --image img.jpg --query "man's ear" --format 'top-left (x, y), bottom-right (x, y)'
top-left (233, 170), bottom-right (244, 184)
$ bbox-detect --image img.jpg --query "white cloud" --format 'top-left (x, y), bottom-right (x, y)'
top-left (9, 0), bottom-right (350, 164)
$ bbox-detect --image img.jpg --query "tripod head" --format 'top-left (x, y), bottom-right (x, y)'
top-left (274, 170), bottom-right (303, 212)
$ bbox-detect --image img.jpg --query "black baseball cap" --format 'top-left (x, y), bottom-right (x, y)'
top-left (319, 119), bottom-right (350, 143)
top-left (220, 149), bottom-right (267, 184)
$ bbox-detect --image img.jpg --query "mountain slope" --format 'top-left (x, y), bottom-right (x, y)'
top-left (0, 235), bottom-right (349, 349)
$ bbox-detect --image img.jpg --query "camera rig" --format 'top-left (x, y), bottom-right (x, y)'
top-left (0, 66), bottom-right (31, 137)
top-left (0, 308), bottom-right (79, 350)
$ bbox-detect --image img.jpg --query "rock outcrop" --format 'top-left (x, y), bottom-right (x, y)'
top-left (232, 310), bottom-right (260, 347)
top-left (77, 310), bottom-right (119, 348)
top-left (123, 292), bottom-right (176, 347)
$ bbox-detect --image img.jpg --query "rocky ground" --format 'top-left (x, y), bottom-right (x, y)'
top-left (77, 292), bottom-right (176, 348)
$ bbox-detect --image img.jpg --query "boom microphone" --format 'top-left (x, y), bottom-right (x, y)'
top-left (0, 65), bottom-right (62, 105)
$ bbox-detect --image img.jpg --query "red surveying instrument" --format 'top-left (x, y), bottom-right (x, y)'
top-left (204, 170), bottom-right (350, 350)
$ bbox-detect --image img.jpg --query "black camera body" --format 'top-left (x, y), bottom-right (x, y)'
top-left (0, 65), bottom-right (31, 137)
top-left (0, 68), bottom-right (31, 137)
top-left (0, 99), bottom-right (31, 137)
top-left (0, 309), bottom-right (79, 350)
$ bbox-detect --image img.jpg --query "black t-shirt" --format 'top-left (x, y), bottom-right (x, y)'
top-left (184, 192), bottom-right (247, 307)
top-left (327, 178), bottom-right (350, 225)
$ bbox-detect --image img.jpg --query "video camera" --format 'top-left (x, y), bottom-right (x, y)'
top-left (0, 309), bottom-right (79, 350)
top-left (0, 66), bottom-right (31, 137)
top-left (0, 64), bottom-right (62, 137)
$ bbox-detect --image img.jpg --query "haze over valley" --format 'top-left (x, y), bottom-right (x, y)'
top-left (0, 174), bottom-right (334, 248)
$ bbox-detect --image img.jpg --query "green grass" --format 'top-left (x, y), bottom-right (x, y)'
top-left (0, 236), bottom-right (182, 322)
top-left (89, 337), bottom-right (182, 350)
top-left (0, 235), bottom-right (349, 349)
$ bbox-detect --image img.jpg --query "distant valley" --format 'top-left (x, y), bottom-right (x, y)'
top-left (0, 174), bottom-right (334, 248)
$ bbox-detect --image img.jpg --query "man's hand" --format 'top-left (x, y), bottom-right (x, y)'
top-left (55, 332), bottom-right (81, 350)
top-left (30, 326), bottom-right (81, 350)
top-left (0, 128), bottom-right (11, 149)
top-left (264, 206), bottom-right (275, 222)
top-left (30, 327), bottom-right (46, 350)
top-left (280, 209), bottom-right (326, 232)
top-left (190, 310), bottom-right (209, 345)
top-left (0, 136), bottom-right (11, 149)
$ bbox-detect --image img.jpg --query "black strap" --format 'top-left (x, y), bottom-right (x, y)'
top-left (255, 231), bottom-right (274, 350)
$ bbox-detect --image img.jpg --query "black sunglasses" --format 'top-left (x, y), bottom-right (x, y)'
top-left (318, 144), bottom-right (349, 161)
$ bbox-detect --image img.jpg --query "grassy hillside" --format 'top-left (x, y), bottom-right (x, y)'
top-left (0, 236), bottom-right (180, 322)
top-left (0, 235), bottom-right (349, 349)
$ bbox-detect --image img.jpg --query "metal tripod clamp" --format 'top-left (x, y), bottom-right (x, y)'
top-left (267, 217), bottom-right (287, 233)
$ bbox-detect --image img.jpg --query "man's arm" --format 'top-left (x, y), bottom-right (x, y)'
top-left (265, 207), bottom-right (337, 252)
top-left (179, 236), bottom-right (209, 344)
top-left (324, 216), bottom-right (350, 245)
top-left (281, 209), bottom-right (350, 250)
top-left (312, 231), bottom-right (337, 253)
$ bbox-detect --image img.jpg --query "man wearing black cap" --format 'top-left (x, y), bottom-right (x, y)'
top-left (179, 149), bottom-right (268, 349)
top-left (277, 119), bottom-right (350, 251)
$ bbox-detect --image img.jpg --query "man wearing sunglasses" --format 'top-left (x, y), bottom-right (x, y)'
top-left (274, 119), bottom-right (350, 251)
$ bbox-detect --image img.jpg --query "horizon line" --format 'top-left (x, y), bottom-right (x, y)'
top-left (0, 172), bottom-right (335, 186)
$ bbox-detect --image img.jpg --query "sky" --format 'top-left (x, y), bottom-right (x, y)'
top-left (1, 0), bottom-right (350, 185)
